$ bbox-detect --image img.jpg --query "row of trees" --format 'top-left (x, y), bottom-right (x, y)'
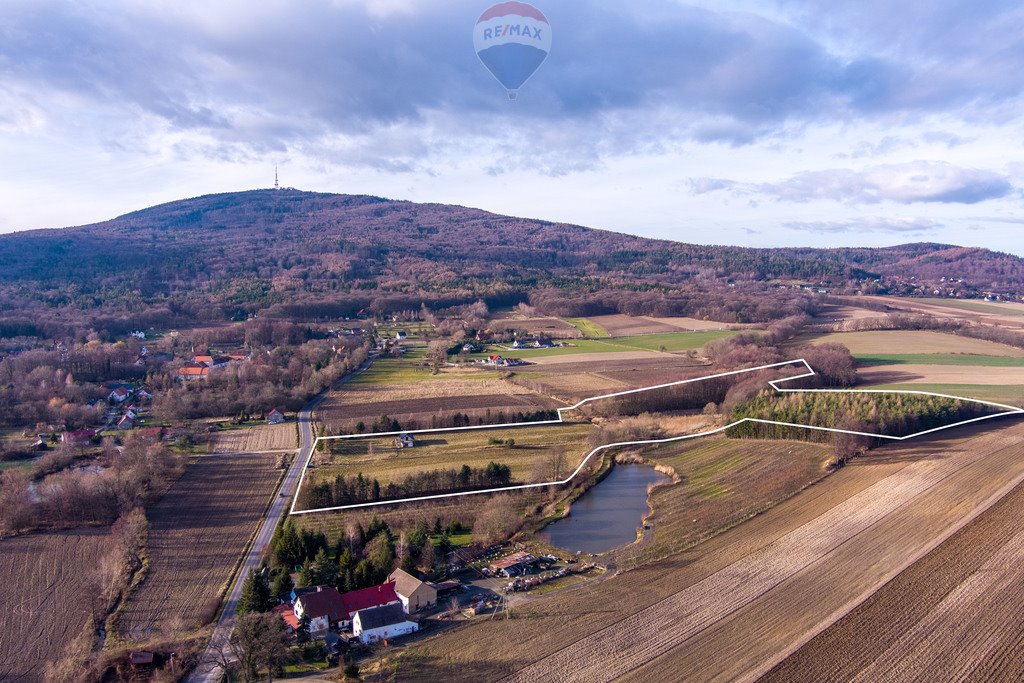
top-left (727, 391), bottom-right (995, 444)
top-left (299, 462), bottom-right (514, 510)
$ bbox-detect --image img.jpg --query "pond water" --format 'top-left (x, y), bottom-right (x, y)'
top-left (540, 464), bottom-right (670, 555)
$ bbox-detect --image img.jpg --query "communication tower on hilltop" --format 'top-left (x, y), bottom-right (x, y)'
top-left (274, 165), bottom-right (280, 190)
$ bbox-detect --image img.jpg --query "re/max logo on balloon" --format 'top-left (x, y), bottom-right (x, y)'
top-left (480, 23), bottom-right (544, 42)
top-left (473, 2), bottom-right (551, 100)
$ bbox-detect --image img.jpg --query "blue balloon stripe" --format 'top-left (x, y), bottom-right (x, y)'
top-left (476, 43), bottom-right (548, 91)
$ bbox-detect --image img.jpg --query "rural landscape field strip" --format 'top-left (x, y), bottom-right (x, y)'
top-left (117, 453), bottom-right (281, 641)
top-left (0, 529), bottom-right (111, 682)
top-left (503, 423), bottom-right (1024, 683)
top-left (762, 436), bottom-right (1024, 682)
top-left (626, 425), bottom-right (1024, 683)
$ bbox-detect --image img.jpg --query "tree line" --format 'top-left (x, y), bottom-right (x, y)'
top-left (298, 462), bottom-right (514, 509)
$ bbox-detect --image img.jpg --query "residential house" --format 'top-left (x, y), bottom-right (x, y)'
top-left (293, 587), bottom-right (347, 637)
top-left (108, 387), bottom-right (131, 403)
top-left (338, 583), bottom-right (401, 627)
top-left (394, 433), bottom-right (415, 449)
top-left (117, 415), bottom-right (136, 430)
top-left (136, 387), bottom-right (154, 401)
top-left (388, 568), bottom-right (437, 614)
top-left (178, 363), bottom-right (209, 380)
top-left (352, 603), bottom-right (418, 644)
top-left (266, 408), bottom-right (286, 425)
top-left (395, 331), bottom-right (407, 341)
top-left (272, 604), bottom-right (300, 634)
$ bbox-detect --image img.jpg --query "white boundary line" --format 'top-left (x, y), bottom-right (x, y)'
top-left (290, 358), bottom-right (1023, 515)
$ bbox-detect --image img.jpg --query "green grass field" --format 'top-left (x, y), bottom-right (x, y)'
top-left (0, 459), bottom-right (34, 472)
top-left (566, 317), bottom-right (610, 338)
top-left (472, 330), bottom-right (736, 359)
top-left (352, 346), bottom-right (501, 384)
top-left (863, 383), bottom-right (1024, 406)
top-left (316, 422), bottom-right (595, 486)
top-left (856, 354), bottom-right (1024, 367)
top-left (918, 298), bottom-right (1024, 317)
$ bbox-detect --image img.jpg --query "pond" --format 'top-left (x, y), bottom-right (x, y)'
top-left (540, 464), bottom-right (670, 555)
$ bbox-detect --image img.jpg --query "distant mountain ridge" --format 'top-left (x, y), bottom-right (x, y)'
top-left (0, 189), bottom-right (1021, 330)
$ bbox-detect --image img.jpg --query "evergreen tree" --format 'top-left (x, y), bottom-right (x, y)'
top-left (297, 558), bottom-right (313, 588)
top-left (270, 567), bottom-right (293, 599)
top-left (238, 568), bottom-right (272, 615)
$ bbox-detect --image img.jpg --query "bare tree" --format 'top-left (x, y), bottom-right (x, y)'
top-left (231, 612), bottom-right (290, 683)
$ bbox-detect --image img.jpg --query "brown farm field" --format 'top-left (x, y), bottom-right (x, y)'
top-left (764, 471), bottom-right (1024, 682)
top-left (0, 529), bottom-right (111, 682)
top-left (116, 453), bottom-right (282, 642)
top-left (396, 421), bottom-right (1024, 682)
top-left (514, 357), bottom-right (713, 401)
top-left (582, 314), bottom-right (753, 336)
top-left (209, 423), bottom-right (297, 452)
top-left (857, 364), bottom-right (1024, 387)
top-left (803, 330), bottom-right (1024, 356)
top-left (488, 316), bottom-right (582, 337)
top-left (316, 378), bottom-right (561, 433)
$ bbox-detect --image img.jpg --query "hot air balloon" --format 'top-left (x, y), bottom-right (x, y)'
top-left (473, 2), bottom-right (551, 100)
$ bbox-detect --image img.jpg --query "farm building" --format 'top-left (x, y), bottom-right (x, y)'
top-left (394, 433), bottom-right (415, 449)
top-left (338, 582), bottom-right (401, 627)
top-left (352, 603), bottom-right (418, 644)
top-left (294, 587), bottom-right (346, 637)
top-left (388, 568), bottom-right (437, 613)
top-left (266, 408), bottom-right (286, 424)
top-left (489, 551), bottom-right (537, 577)
top-left (395, 331), bottom-right (407, 340)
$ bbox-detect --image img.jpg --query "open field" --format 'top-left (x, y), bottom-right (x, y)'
top-left (489, 317), bottom-right (582, 337)
top-left (0, 528), bottom-right (111, 682)
top-left (856, 295), bottom-right (1024, 329)
top-left (117, 453), bottom-right (282, 642)
top-left (396, 421), bottom-right (1024, 682)
top-left (565, 317), bottom-right (610, 338)
top-left (313, 422), bottom-right (595, 487)
top-left (317, 377), bottom-right (560, 432)
top-left (513, 358), bottom-right (714, 401)
top-left (525, 350), bottom-right (666, 365)
top-left (858, 382), bottom-right (1024, 407)
top-left (618, 438), bottom-right (832, 567)
top-left (480, 331), bottom-right (735, 359)
top-left (804, 329), bottom-right (1024, 356)
top-left (856, 353), bottom-right (1024, 366)
top-left (857, 364), bottom-right (1024, 388)
top-left (209, 423), bottom-right (297, 452)
top-left (764, 473), bottom-right (1024, 682)
top-left (583, 315), bottom-right (680, 336)
top-left (647, 316), bottom-right (754, 331)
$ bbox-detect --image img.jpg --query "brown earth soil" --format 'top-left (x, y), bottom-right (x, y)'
top-left (116, 453), bottom-right (281, 641)
top-left (396, 420), bottom-right (1024, 682)
top-left (0, 528), bottom-right (111, 682)
top-left (762, 471), bottom-right (1024, 682)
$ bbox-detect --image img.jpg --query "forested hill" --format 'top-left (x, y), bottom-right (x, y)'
top-left (1, 189), bottom-right (1022, 332)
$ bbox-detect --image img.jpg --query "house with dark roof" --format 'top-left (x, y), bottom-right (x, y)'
top-left (352, 603), bottom-right (418, 644)
top-left (293, 587), bottom-right (346, 637)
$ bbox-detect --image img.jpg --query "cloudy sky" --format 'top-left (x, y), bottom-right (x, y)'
top-left (1, 0), bottom-right (1022, 255)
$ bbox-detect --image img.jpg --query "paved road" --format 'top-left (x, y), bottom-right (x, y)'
top-left (189, 357), bottom-right (373, 681)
